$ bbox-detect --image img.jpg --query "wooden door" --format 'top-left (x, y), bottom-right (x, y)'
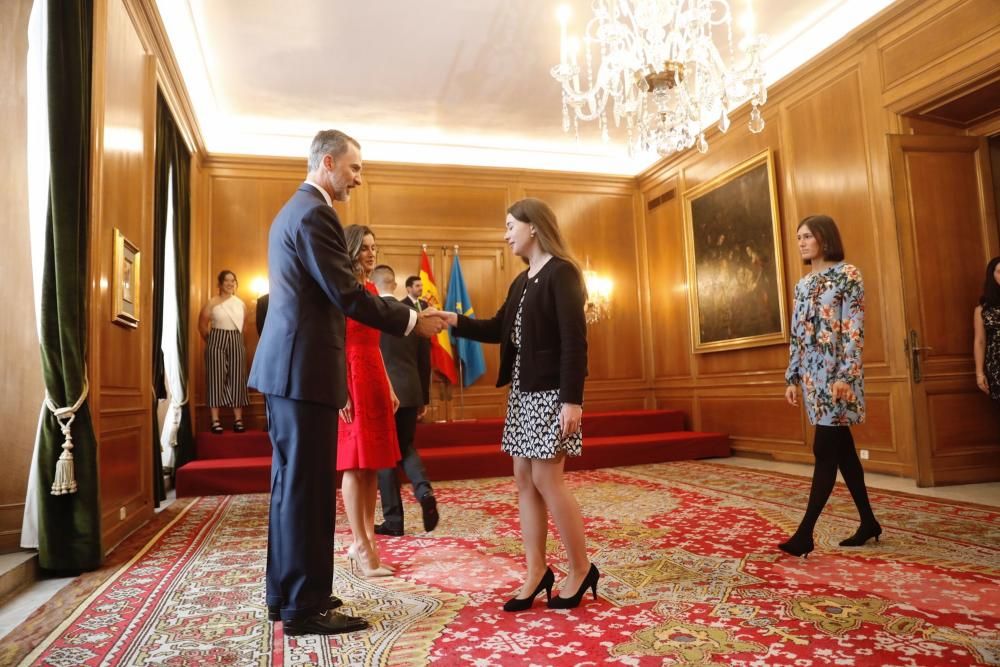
top-left (888, 134), bottom-right (1000, 485)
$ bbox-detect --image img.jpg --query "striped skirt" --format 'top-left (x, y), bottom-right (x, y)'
top-left (205, 329), bottom-right (249, 408)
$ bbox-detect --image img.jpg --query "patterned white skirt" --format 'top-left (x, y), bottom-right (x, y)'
top-left (500, 292), bottom-right (582, 459)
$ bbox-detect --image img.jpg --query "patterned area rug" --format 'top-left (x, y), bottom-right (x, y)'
top-left (11, 461), bottom-right (1000, 666)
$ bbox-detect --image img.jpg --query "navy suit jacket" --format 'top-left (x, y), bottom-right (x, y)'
top-left (248, 183), bottom-right (411, 408)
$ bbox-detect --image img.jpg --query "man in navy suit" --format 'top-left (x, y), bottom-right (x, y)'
top-left (248, 129), bottom-right (445, 636)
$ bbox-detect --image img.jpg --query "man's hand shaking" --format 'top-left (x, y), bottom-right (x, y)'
top-left (413, 307), bottom-right (448, 338)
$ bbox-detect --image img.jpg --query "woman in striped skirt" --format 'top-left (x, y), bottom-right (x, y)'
top-left (199, 270), bottom-right (249, 433)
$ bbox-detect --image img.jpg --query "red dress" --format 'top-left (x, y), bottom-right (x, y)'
top-left (336, 282), bottom-right (401, 470)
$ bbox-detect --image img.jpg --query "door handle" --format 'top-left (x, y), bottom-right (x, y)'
top-left (907, 329), bottom-right (933, 383)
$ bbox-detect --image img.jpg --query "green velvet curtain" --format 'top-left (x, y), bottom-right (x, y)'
top-left (153, 94), bottom-right (194, 472)
top-left (150, 93), bottom-right (170, 506)
top-left (36, 0), bottom-right (101, 572)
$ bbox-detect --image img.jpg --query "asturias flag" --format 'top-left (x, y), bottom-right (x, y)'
top-left (419, 249), bottom-right (459, 384)
top-left (444, 254), bottom-right (487, 387)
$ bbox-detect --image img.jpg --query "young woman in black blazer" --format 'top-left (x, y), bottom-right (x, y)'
top-left (442, 197), bottom-right (598, 611)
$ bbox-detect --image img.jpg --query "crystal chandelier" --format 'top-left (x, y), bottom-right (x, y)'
top-left (551, 1), bottom-right (768, 157)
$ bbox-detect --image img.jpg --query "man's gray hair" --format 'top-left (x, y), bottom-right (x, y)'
top-left (307, 130), bottom-right (360, 172)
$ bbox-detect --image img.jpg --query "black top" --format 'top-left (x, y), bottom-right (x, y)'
top-left (454, 256), bottom-right (587, 404)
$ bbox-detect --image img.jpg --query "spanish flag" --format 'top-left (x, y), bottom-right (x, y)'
top-left (419, 249), bottom-right (459, 384)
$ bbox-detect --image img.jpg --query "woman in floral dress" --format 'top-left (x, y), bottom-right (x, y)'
top-left (974, 256), bottom-right (1000, 402)
top-left (781, 215), bottom-right (880, 558)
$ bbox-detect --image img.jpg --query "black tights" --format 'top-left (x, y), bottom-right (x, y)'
top-left (794, 425), bottom-right (877, 537)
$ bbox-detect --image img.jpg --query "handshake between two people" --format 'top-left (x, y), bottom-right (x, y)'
top-left (412, 307), bottom-right (459, 338)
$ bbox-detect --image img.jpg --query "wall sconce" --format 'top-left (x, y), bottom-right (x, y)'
top-left (250, 276), bottom-right (269, 299)
top-left (582, 258), bottom-right (613, 324)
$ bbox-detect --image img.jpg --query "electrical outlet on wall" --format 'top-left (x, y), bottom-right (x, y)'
top-left (119, 507), bottom-right (127, 520)
top-left (859, 449), bottom-right (870, 460)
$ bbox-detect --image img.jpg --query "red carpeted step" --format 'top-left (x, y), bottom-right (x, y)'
top-left (176, 456), bottom-right (271, 497)
top-left (414, 410), bottom-right (687, 449)
top-left (177, 411), bottom-right (728, 496)
top-left (581, 410), bottom-right (686, 437)
top-left (416, 431), bottom-right (729, 482)
top-left (195, 430), bottom-right (271, 459)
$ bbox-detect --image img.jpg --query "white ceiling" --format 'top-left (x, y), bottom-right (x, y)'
top-left (156, 0), bottom-right (898, 175)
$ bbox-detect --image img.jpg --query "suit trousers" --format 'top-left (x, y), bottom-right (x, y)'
top-left (377, 406), bottom-right (431, 529)
top-left (264, 394), bottom-right (337, 622)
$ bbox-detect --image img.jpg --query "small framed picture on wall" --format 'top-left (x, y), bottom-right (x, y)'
top-left (112, 228), bottom-right (140, 328)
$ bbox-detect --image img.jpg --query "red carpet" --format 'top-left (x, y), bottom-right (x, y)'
top-left (12, 461), bottom-right (999, 666)
top-left (176, 410), bottom-right (729, 497)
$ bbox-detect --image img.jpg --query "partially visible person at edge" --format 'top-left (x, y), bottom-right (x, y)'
top-left (781, 214), bottom-right (881, 559)
top-left (337, 226), bottom-right (403, 578)
top-left (247, 129), bottom-right (446, 637)
top-left (198, 269), bottom-right (249, 434)
top-left (441, 197), bottom-right (598, 612)
top-left (974, 256), bottom-right (1000, 402)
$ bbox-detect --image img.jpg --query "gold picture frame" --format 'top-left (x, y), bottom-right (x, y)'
top-left (112, 228), bottom-right (140, 328)
top-left (682, 149), bottom-right (788, 353)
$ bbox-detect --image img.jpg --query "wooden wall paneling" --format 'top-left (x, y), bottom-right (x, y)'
top-left (0, 0), bottom-right (43, 552)
top-left (699, 394), bottom-right (809, 461)
top-left (91, 0), bottom-right (156, 550)
top-left (367, 182), bottom-right (509, 229)
top-left (642, 177), bottom-right (694, 380)
top-left (878, 0), bottom-right (1000, 112)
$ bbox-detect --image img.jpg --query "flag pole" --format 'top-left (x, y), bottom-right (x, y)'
top-left (453, 244), bottom-right (465, 420)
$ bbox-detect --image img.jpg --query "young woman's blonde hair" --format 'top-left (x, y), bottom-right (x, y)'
top-left (343, 224), bottom-right (375, 282)
top-left (507, 198), bottom-right (586, 295)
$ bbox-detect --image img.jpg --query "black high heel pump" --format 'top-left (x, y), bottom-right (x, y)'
top-left (547, 564), bottom-right (600, 609)
top-left (778, 534), bottom-right (815, 558)
top-left (503, 567), bottom-right (555, 612)
top-left (839, 522), bottom-right (882, 547)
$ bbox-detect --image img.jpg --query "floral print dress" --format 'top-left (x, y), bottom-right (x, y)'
top-left (982, 304), bottom-right (1000, 401)
top-left (785, 262), bottom-right (865, 426)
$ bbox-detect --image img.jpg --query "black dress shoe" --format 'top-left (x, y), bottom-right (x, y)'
top-left (778, 534), bottom-right (815, 558)
top-left (839, 522), bottom-right (882, 547)
top-left (374, 523), bottom-right (404, 537)
top-left (282, 610), bottom-right (368, 636)
top-left (268, 594), bottom-right (343, 622)
top-left (419, 493), bottom-right (439, 532)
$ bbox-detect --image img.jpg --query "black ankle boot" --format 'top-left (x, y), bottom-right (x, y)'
top-left (547, 564), bottom-right (600, 609)
top-left (778, 534), bottom-right (814, 558)
top-left (839, 522), bottom-right (882, 547)
top-left (503, 568), bottom-right (554, 612)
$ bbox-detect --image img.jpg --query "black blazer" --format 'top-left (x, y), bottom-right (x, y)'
top-left (401, 297), bottom-right (432, 404)
top-left (454, 256), bottom-right (587, 404)
top-left (248, 184), bottom-right (411, 408)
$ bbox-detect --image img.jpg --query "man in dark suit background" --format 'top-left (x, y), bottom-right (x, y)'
top-left (371, 266), bottom-right (438, 536)
top-left (403, 275), bottom-right (432, 414)
top-left (248, 129), bottom-right (445, 636)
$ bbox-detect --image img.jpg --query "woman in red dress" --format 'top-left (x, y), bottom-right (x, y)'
top-left (338, 225), bottom-right (400, 577)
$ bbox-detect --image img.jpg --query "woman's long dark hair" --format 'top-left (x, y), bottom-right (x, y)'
top-left (982, 256), bottom-right (1000, 307)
